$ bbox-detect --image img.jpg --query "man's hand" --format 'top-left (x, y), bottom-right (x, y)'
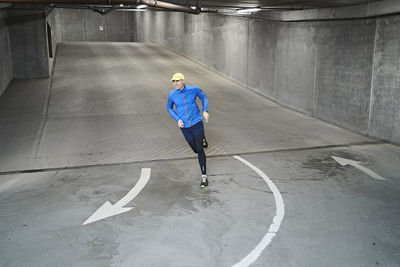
top-left (203, 111), bottom-right (209, 123)
top-left (178, 120), bottom-right (184, 128)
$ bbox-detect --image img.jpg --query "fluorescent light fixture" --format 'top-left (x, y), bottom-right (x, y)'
top-left (137, 4), bottom-right (147, 9)
top-left (236, 8), bottom-right (261, 14)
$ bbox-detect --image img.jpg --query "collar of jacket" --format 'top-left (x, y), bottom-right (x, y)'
top-left (178, 85), bottom-right (187, 92)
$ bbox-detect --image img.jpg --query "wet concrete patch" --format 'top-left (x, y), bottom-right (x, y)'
top-left (300, 150), bottom-right (371, 178)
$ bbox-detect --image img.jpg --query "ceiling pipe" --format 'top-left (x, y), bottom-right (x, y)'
top-left (138, 0), bottom-right (199, 14)
top-left (0, 0), bottom-right (200, 13)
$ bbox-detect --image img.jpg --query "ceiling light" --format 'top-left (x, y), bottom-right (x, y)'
top-left (236, 8), bottom-right (261, 14)
top-left (137, 4), bottom-right (147, 9)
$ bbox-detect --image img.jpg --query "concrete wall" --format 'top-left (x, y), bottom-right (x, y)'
top-left (369, 16), bottom-right (400, 143)
top-left (314, 20), bottom-right (376, 134)
top-left (130, 11), bottom-right (399, 144)
top-left (275, 22), bottom-right (316, 115)
top-left (53, 8), bottom-right (134, 42)
top-left (7, 5), bottom-right (49, 78)
top-left (0, 9), bottom-right (12, 96)
top-left (46, 8), bottom-right (62, 74)
top-left (46, 8), bottom-right (60, 58)
top-left (264, 0), bottom-right (400, 21)
top-left (36, 8), bottom-right (400, 144)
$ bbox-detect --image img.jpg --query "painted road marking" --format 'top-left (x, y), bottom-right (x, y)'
top-left (331, 156), bottom-right (386, 181)
top-left (232, 156), bottom-right (285, 267)
top-left (83, 168), bottom-right (151, 225)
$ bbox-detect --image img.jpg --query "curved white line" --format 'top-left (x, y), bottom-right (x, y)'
top-left (232, 156), bottom-right (285, 267)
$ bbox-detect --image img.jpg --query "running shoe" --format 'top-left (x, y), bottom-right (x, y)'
top-left (200, 176), bottom-right (208, 188)
top-left (202, 137), bottom-right (208, 148)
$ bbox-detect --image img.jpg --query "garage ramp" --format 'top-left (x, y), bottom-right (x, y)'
top-left (1, 42), bottom-right (374, 172)
top-left (0, 43), bottom-right (399, 267)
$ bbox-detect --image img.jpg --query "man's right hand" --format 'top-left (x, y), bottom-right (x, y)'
top-left (178, 120), bottom-right (184, 128)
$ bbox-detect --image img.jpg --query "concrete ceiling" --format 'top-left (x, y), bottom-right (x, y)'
top-left (169, 0), bottom-right (383, 9)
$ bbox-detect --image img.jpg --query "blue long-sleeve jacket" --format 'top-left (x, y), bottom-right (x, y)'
top-left (167, 85), bottom-right (209, 128)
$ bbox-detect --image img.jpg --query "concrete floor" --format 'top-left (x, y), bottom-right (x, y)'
top-left (0, 42), bottom-right (399, 266)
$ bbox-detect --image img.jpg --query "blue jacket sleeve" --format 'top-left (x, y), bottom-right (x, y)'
top-left (166, 94), bottom-right (180, 122)
top-left (196, 88), bottom-right (209, 112)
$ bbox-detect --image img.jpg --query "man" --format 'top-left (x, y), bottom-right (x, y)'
top-left (166, 73), bottom-right (210, 188)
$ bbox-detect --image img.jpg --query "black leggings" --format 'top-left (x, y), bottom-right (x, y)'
top-left (188, 134), bottom-right (206, 175)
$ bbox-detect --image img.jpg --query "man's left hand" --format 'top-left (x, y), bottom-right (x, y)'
top-left (203, 111), bottom-right (209, 123)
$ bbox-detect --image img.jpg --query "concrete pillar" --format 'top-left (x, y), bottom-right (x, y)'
top-left (0, 8), bottom-right (12, 96)
top-left (7, 4), bottom-right (49, 78)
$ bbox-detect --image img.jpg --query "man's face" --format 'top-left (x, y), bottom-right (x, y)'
top-left (172, 79), bottom-right (184, 90)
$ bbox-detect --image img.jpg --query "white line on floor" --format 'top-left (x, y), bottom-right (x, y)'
top-left (232, 156), bottom-right (285, 267)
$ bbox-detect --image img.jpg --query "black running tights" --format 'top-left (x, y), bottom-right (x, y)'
top-left (188, 134), bottom-right (206, 175)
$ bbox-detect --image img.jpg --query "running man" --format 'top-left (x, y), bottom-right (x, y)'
top-left (166, 73), bottom-right (210, 187)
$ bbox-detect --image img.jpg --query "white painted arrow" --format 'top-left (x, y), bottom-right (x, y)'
top-left (331, 156), bottom-right (385, 181)
top-left (83, 168), bottom-right (151, 225)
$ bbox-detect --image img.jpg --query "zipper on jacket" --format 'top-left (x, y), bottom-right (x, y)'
top-left (182, 92), bottom-right (191, 127)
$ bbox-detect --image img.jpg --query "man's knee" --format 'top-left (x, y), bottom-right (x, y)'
top-left (192, 134), bottom-right (204, 154)
top-left (196, 143), bottom-right (204, 154)
top-left (188, 139), bottom-right (198, 153)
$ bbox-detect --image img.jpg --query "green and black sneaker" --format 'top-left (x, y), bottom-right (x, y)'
top-left (202, 137), bottom-right (208, 148)
top-left (200, 175), bottom-right (208, 188)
